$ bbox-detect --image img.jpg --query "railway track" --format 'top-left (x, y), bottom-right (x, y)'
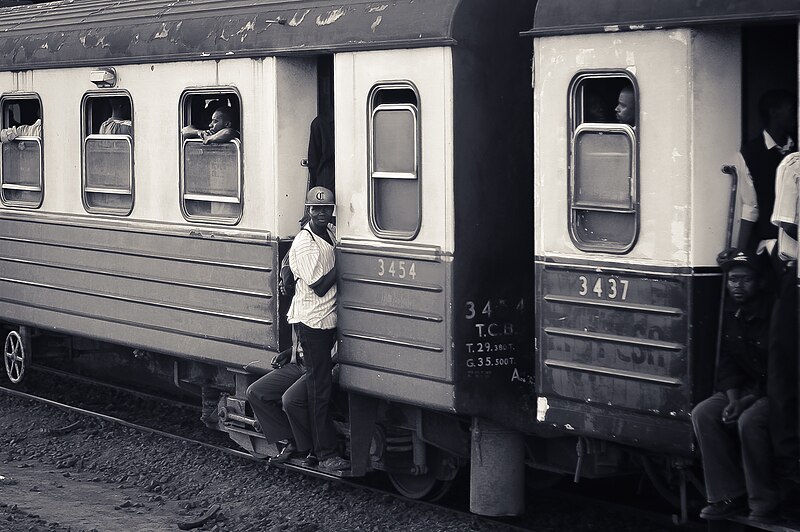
top-left (0, 370), bottom-right (706, 531)
top-left (0, 381), bottom-right (535, 532)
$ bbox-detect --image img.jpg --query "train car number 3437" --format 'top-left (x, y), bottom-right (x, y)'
top-left (577, 275), bottom-right (630, 301)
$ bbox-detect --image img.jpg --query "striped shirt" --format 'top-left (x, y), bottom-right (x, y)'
top-left (771, 152), bottom-right (800, 261)
top-left (287, 223), bottom-right (337, 330)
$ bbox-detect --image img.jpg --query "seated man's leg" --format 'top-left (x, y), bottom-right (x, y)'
top-left (739, 397), bottom-right (780, 516)
top-left (245, 364), bottom-right (303, 443)
top-left (282, 374), bottom-right (313, 455)
top-left (692, 392), bottom-right (747, 505)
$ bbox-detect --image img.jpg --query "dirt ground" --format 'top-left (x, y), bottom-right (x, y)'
top-left (0, 392), bottom-right (509, 532)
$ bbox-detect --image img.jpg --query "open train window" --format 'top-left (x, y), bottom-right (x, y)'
top-left (368, 82), bottom-right (421, 240)
top-left (0, 95), bottom-right (43, 208)
top-left (179, 90), bottom-right (242, 225)
top-left (568, 73), bottom-right (638, 253)
top-left (82, 93), bottom-right (134, 215)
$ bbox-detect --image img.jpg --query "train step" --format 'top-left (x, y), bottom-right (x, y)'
top-left (276, 458), bottom-right (355, 479)
top-left (728, 515), bottom-right (800, 532)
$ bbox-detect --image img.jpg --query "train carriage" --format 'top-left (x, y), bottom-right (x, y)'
top-left (0, 0), bottom-right (535, 517)
top-left (1, 0), bottom-right (799, 524)
top-left (525, 0), bottom-right (800, 524)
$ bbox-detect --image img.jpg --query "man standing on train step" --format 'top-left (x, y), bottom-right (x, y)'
top-left (285, 186), bottom-right (348, 470)
top-left (734, 90), bottom-right (797, 251)
top-left (770, 151), bottom-right (799, 484)
top-left (246, 186), bottom-right (348, 471)
top-left (692, 249), bottom-right (779, 523)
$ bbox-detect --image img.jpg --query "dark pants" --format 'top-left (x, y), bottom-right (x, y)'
top-left (294, 323), bottom-right (338, 460)
top-left (769, 263), bottom-right (799, 478)
top-left (246, 324), bottom-right (338, 459)
top-left (246, 363), bottom-right (305, 446)
top-left (692, 393), bottom-right (778, 513)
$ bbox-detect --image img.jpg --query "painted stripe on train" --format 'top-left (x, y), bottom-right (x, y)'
top-left (544, 360), bottom-right (683, 386)
top-left (544, 326), bottom-right (684, 351)
top-left (535, 255), bottom-right (722, 276)
top-left (341, 330), bottom-right (443, 353)
top-left (339, 365), bottom-right (456, 412)
top-left (0, 294), bottom-right (270, 350)
top-left (1, 256), bottom-right (271, 299)
top-left (0, 276), bottom-right (272, 326)
top-left (0, 301), bottom-right (274, 371)
top-left (543, 294), bottom-right (683, 315)
top-left (339, 274), bottom-right (443, 293)
top-left (340, 302), bottom-right (443, 323)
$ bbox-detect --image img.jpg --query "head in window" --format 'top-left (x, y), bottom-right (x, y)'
top-left (758, 90), bottom-right (797, 143)
top-left (615, 86), bottom-right (636, 126)
top-left (109, 97), bottom-right (131, 120)
top-left (209, 107), bottom-right (234, 135)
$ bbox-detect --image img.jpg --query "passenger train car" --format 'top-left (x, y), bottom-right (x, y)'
top-left (0, 0), bottom-right (798, 524)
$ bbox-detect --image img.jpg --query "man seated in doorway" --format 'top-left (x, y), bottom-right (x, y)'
top-left (0, 117), bottom-right (41, 142)
top-left (181, 107), bottom-right (239, 145)
top-left (692, 248), bottom-right (779, 523)
top-left (99, 99), bottom-right (133, 136)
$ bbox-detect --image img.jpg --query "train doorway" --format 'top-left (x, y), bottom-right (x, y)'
top-left (741, 24), bottom-right (797, 143)
top-left (307, 54), bottom-right (335, 194)
top-left (740, 21), bottom-right (800, 489)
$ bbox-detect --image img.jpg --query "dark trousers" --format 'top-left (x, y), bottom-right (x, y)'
top-left (294, 323), bottom-right (338, 460)
top-left (769, 263), bottom-right (799, 477)
top-left (246, 363), bottom-right (305, 446)
top-left (692, 393), bottom-right (779, 513)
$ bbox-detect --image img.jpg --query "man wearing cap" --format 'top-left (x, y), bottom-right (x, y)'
top-left (246, 186), bottom-right (348, 471)
top-left (692, 248), bottom-right (779, 522)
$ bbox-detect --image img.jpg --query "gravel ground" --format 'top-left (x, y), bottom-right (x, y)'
top-left (0, 370), bottom-right (700, 532)
top-left (0, 393), bottom-right (510, 532)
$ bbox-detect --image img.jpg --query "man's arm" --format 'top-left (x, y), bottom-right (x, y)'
top-left (735, 152), bottom-right (759, 249)
top-left (202, 127), bottom-right (239, 144)
top-left (181, 126), bottom-right (205, 140)
top-left (308, 263), bottom-right (337, 297)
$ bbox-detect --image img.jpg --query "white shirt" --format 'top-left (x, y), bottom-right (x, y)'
top-left (731, 130), bottom-right (795, 246)
top-left (287, 223), bottom-right (337, 330)
top-left (772, 152), bottom-right (800, 261)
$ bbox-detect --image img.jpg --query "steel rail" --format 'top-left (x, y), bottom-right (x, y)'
top-left (0, 383), bottom-right (532, 532)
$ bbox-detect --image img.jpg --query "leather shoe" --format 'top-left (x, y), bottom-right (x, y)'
top-left (301, 453), bottom-right (318, 467)
top-left (699, 497), bottom-right (746, 520)
top-left (319, 456), bottom-right (350, 471)
top-left (269, 443), bottom-right (304, 464)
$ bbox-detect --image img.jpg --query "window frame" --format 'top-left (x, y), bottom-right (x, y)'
top-left (178, 87), bottom-right (243, 225)
top-left (81, 90), bottom-right (134, 216)
top-left (567, 71), bottom-right (640, 254)
top-left (0, 93), bottom-right (44, 209)
top-left (367, 81), bottom-right (422, 241)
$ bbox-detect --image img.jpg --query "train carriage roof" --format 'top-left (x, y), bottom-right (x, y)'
top-left (525, 0), bottom-right (800, 37)
top-left (0, 0), bottom-right (466, 71)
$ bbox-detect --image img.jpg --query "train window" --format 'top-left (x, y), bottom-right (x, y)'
top-left (179, 90), bottom-right (242, 224)
top-left (0, 95), bottom-right (43, 208)
top-left (368, 83), bottom-right (421, 240)
top-left (568, 74), bottom-right (638, 253)
top-left (82, 94), bottom-right (134, 215)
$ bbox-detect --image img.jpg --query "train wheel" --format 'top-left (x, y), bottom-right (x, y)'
top-left (388, 470), bottom-right (452, 501)
top-left (4, 330), bottom-right (28, 384)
